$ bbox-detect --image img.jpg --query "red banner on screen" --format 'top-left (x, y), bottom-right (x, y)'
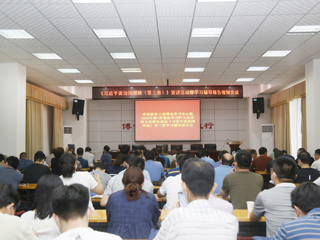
top-left (135, 100), bottom-right (200, 141)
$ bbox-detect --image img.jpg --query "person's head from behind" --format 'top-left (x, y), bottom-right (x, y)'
top-left (274, 150), bottom-right (283, 159)
top-left (151, 148), bottom-right (160, 157)
top-left (218, 150), bottom-right (228, 160)
top-left (126, 156), bottom-right (145, 171)
top-left (94, 162), bottom-right (107, 171)
top-left (19, 152), bottom-right (27, 160)
top-left (181, 158), bottom-right (215, 202)
top-left (203, 149), bottom-right (209, 157)
top-left (157, 147), bottom-right (163, 154)
top-left (76, 147), bottom-right (84, 156)
top-left (33, 174), bottom-right (63, 219)
top-left (0, 154), bottom-right (5, 165)
top-left (221, 153), bottom-right (234, 166)
top-left (114, 153), bottom-right (126, 167)
top-left (291, 182), bottom-right (320, 217)
top-left (5, 156), bottom-right (19, 170)
top-left (281, 150), bottom-right (287, 155)
top-left (272, 157), bottom-right (297, 183)
top-left (234, 148), bottom-right (241, 153)
top-left (120, 145), bottom-right (130, 155)
top-left (51, 184), bottom-right (89, 230)
top-left (145, 150), bottom-right (156, 161)
top-left (162, 145), bottom-right (169, 154)
top-left (235, 150), bottom-right (252, 169)
top-left (250, 149), bottom-right (257, 159)
top-left (122, 166), bottom-right (147, 201)
top-left (0, 184), bottom-right (20, 215)
top-left (273, 148), bottom-right (278, 153)
top-left (314, 149), bottom-right (320, 161)
top-left (34, 151), bottom-right (46, 164)
top-left (297, 147), bottom-right (306, 156)
top-left (179, 154), bottom-right (193, 173)
top-left (53, 147), bottom-right (64, 159)
top-left (298, 151), bottom-right (312, 166)
top-left (195, 150), bottom-right (205, 158)
top-left (103, 145), bottom-right (110, 153)
top-left (259, 147), bottom-right (267, 156)
top-left (85, 147), bottom-right (91, 153)
top-left (60, 153), bottom-right (76, 178)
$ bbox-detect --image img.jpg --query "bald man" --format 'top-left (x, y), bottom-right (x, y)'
top-left (214, 153), bottom-right (234, 194)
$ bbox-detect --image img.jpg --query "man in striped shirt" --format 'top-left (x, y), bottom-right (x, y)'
top-left (273, 182), bottom-right (320, 239)
top-left (154, 158), bottom-right (238, 240)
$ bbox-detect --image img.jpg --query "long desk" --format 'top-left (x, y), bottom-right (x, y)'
top-left (91, 194), bottom-right (166, 203)
top-left (18, 183), bottom-right (37, 210)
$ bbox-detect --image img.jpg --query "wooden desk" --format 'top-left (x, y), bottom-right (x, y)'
top-left (77, 168), bottom-right (90, 171)
top-left (256, 171), bottom-right (270, 175)
top-left (18, 183), bottom-right (37, 189)
top-left (160, 209), bottom-right (265, 222)
top-left (153, 186), bottom-right (161, 190)
top-left (89, 210), bottom-right (107, 223)
top-left (91, 194), bottom-right (166, 203)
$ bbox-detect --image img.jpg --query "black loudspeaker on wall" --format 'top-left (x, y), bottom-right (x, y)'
top-left (253, 97), bottom-right (264, 119)
top-left (72, 99), bottom-right (85, 120)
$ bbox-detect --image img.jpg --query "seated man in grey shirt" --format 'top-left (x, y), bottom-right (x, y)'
top-left (100, 156), bottom-right (153, 207)
top-left (250, 156), bottom-right (297, 237)
top-left (90, 162), bottom-right (111, 190)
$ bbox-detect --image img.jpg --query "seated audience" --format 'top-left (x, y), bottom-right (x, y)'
top-left (196, 150), bottom-right (215, 167)
top-left (0, 154), bottom-right (5, 167)
top-left (214, 153), bottom-right (234, 194)
top-left (51, 147), bottom-right (64, 176)
top-left (221, 150), bottom-right (263, 209)
top-left (119, 144), bottom-right (130, 155)
top-left (52, 184), bottom-right (121, 240)
top-left (169, 160), bottom-right (177, 169)
top-left (21, 174), bottom-right (63, 239)
top-left (23, 151), bottom-right (51, 183)
top-left (144, 150), bottom-right (165, 183)
top-left (269, 148), bottom-right (278, 160)
top-left (203, 149), bottom-right (213, 160)
top-left (250, 157), bottom-right (297, 237)
top-left (157, 154), bottom-right (193, 209)
top-left (162, 145), bottom-right (174, 163)
top-left (45, 149), bottom-right (55, 166)
top-left (232, 147), bottom-right (241, 158)
top-left (266, 150), bottom-right (283, 172)
top-left (250, 149), bottom-right (257, 160)
top-left (165, 153), bottom-right (186, 179)
top-left (159, 147), bottom-right (169, 168)
top-left (17, 152), bottom-right (34, 171)
top-left (107, 166), bottom-right (160, 239)
top-left (213, 150), bottom-right (228, 168)
top-left (90, 162), bottom-right (111, 190)
top-left (273, 182), bottom-right (320, 239)
top-left (251, 147), bottom-right (272, 171)
top-left (295, 151), bottom-right (320, 183)
top-left (83, 147), bottom-right (96, 166)
top-left (154, 158), bottom-right (238, 240)
top-left (311, 149), bottom-right (320, 170)
top-left (0, 184), bottom-right (37, 240)
top-left (100, 145), bottom-right (112, 168)
top-left (107, 153), bottom-right (127, 175)
top-left (151, 148), bottom-right (165, 167)
top-left (76, 147), bottom-right (89, 168)
top-left (0, 156), bottom-right (23, 189)
top-left (282, 150), bottom-right (295, 161)
top-left (60, 153), bottom-right (104, 210)
top-left (100, 157), bottom-right (153, 207)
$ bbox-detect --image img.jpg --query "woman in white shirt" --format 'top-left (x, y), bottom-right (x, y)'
top-left (59, 153), bottom-right (104, 209)
top-left (21, 174), bottom-right (63, 240)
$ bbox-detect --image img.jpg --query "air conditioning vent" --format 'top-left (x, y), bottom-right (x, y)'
top-left (64, 127), bottom-right (72, 134)
top-left (262, 125), bottom-right (273, 133)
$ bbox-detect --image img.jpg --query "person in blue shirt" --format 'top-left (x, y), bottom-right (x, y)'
top-left (144, 150), bottom-right (165, 182)
top-left (158, 147), bottom-right (169, 168)
top-left (0, 154), bottom-right (5, 167)
top-left (17, 152), bottom-right (34, 171)
top-left (196, 150), bottom-right (215, 168)
top-left (100, 145), bottom-right (112, 168)
top-left (77, 147), bottom-right (89, 168)
top-left (213, 150), bottom-right (229, 168)
top-left (214, 153), bottom-right (234, 194)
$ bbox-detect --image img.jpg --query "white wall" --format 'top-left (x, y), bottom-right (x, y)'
top-left (42, 104), bottom-right (53, 156)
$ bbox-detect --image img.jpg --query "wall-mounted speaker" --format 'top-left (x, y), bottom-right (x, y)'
top-left (72, 99), bottom-right (85, 120)
top-left (253, 97), bottom-right (264, 114)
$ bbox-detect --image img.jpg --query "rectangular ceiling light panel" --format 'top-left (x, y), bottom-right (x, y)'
top-left (111, 53), bottom-right (136, 59)
top-left (129, 79), bottom-right (146, 83)
top-left (192, 28), bottom-right (223, 37)
top-left (93, 29), bottom-right (126, 38)
top-left (32, 53), bottom-right (62, 59)
top-left (0, 29), bottom-right (34, 39)
top-left (262, 51), bottom-right (291, 57)
top-left (187, 52), bottom-right (212, 58)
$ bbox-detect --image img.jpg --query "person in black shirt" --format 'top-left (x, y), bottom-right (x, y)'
top-left (51, 147), bottom-right (64, 176)
top-left (23, 151), bottom-right (51, 183)
top-left (295, 151), bottom-right (319, 183)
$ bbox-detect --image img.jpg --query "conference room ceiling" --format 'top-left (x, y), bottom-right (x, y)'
top-left (1, 0), bottom-right (320, 95)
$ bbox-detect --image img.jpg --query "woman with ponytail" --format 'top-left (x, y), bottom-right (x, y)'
top-left (59, 153), bottom-right (104, 209)
top-left (106, 166), bottom-right (160, 239)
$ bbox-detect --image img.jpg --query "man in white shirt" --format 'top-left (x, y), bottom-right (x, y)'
top-left (311, 149), bottom-right (320, 170)
top-left (250, 157), bottom-right (297, 237)
top-left (100, 156), bottom-right (153, 207)
top-left (0, 184), bottom-right (38, 240)
top-left (154, 158), bottom-right (238, 240)
top-left (83, 147), bottom-right (96, 166)
top-left (52, 184), bottom-right (122, 240)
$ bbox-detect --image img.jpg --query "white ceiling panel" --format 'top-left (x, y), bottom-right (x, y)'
top-left (75, 4), bottom-right (119, 18)
top-left (122, 17), bottom-right (157, 29)
top-left (192, 16), bottom-right (229, 28)
top-left (85, 18), bottom-right (123, 29)
top-left (0, 3), bottom-right (43, 18)
top-left (130, 38), bottom-right (159, 46)
top-left (237, 44), bottom-right (272, 58)
top-left (189, 38), bottom-right (218, 46)
top-left (156, 3), bottom-right (195, 17)
top-left (160, 38), bottom-right (189, 46)
top-left (116, 4), bottom-right (156, 17)
top-left (212, 44), bottom-right (243, 58)
top-left (270, 0), bottom-right (319, 15)
top-left (34, 3), bottom-right (81, 18)
top-left (233, 1), bottom-right (277, 16)
top-left (125, 28), bottom-right (158, 38)
top-left (195, 2), bottom-right (236, 17)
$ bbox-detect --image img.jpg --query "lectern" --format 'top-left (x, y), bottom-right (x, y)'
top-left (226, 141), bottom-right (242, 153)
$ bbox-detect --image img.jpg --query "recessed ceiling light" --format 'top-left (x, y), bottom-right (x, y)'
top-left (58, 69), bottom-right (80, 73)
top-left (285, 32), bottom-right (316, 36)
top-left (121, 68), bottom-right (142, 72)
top-left (75, 80), bottom-right (94, 83)
top-left (129, 79), bottom-right (146, 83)
top-left (288, 25), bottom-right (320, 33)
top-left (183, 79), bottom-right (200, 82)
top-left (184, 68), bottom-right (205, 72)
top-left (191, 28), bottom-right (223, 37)
top-left (110, 53), bottom-right (136, 59)
top-left (93, 29), bottom-right (126, 38)
top-left (247, 66), bottom-right (269, 71)
top-left (262, 50), bottom-right (291, 57)
top-left (32, 53), bottom-right (62, 59)
top-left (72, 0), bottom-right (111, 3)
top-left (198, 0), bottom-right (236, 2)
top-left (187, 52), bottom-right (212, 58)
top-left (0, 29), bottom-right (34, 39)
top-left (236, 78), bottom-right (255, 82)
